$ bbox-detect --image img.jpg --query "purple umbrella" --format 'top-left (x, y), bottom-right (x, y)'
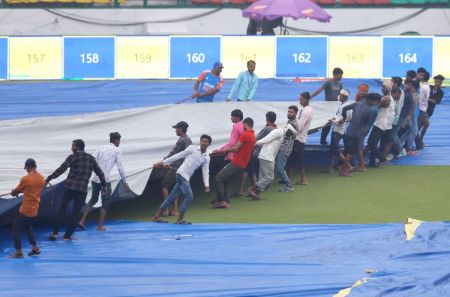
top-left (243, 0), bottom-right (332, 23)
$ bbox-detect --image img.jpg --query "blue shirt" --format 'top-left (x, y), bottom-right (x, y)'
top-left (196, 70), bottom-right (224, 103)
top-left (228, 71), bottom-right (259, 101)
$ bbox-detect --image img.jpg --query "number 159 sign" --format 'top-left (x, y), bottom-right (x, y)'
top-left (382, 37), bottom-right (433, 78)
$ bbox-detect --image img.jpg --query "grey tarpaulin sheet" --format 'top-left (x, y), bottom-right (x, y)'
top-left (0, 101), bottom-right (339, 215)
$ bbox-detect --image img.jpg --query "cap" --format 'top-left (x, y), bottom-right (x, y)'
top-left (382, 81), bottom-right (393, 92)
top-left (434, 74), bottom-right (445, 81)
top-left (24, 158), bottom-right (36, 169)
top-left (172, 121), bottom-right (189, 130)
top-left (358, 84), bottom-right (369, 92)
top-left (339, 89), bottom-right (350, 97)
top-left (213, 61), bottom-right (224, 68)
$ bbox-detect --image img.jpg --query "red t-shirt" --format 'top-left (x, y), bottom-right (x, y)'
top-left (232, 129), bottom-right (256, 168)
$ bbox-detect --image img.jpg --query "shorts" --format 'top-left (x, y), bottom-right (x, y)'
top-left (161, 169), bottom-right (177, 188)
top-left (330, 132), bottom-right (344, 156)
top-left (293, 140), bottom-right (305, 170)
top-left (381, 129), bottom-right (394, 143)
top-left (88, 181), bottom-right (112, 210)
top-left (418, 110), bottom-right (429, 127)
top-left (343, 135), bottom-right (359, 155)
top-left (247, 155), bottom-right (260, 175)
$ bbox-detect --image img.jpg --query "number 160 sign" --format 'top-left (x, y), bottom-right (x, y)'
top-left (170, 36), bottom-right (221, 79)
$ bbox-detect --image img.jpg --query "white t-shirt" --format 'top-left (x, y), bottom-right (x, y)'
top-left (332, 101), bottom-right (352, 135)
top-left (374, 96), bottom-right (395, 131)
top-left (296, 106), bottom-right (314, 144)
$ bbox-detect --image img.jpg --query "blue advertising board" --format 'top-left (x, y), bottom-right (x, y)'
top-left (0, 38), bottom-right (8, 79)
top-left (276, 36), bottom-right (328, 78)
top-left (170, 36), bottom-right (221, 79)
top-left (382, 37), bottom-right (433, 78)
top-left (64, 37), bottom-right (115, 79)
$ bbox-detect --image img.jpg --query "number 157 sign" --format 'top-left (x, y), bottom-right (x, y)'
top-left (382, 37), bottom-right (433, 78)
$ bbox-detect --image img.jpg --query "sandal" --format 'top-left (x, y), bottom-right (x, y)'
top-left (175, 220), bottom-right (192, 225)
top-left (77, 223), bottom-right (86, 231)
top-left (295, 180), bottom-right (308, 186)
top-left (152, 217), bottom-right (168, 223)
top-left (230, 191), bottom-right (243, 198)
top-left (212, 201), bottom-right (230, 209)
top-left (28, 247), bottom-right (41, 256)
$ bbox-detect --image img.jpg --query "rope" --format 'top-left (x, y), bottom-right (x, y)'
top-left (175, 96), bottom-right (195, 104)
top-left (45, 8), bottom-right (223, 27)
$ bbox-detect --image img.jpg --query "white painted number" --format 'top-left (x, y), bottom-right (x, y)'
top-left (186, 53), bottom-right (205, 64)
top-left (398, 53), bottom-right (417, 64)
top-left (293, 53), bottom-right (311, 63)
top-left (80, 53), bottom-right (100, 64)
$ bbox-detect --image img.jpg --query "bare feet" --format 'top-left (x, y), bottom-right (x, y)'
top-left (8, 251), bottom-right (24, 259)
top-left (96, 226), bottom-right (106, 231)
top-left (295, 180), bottom-right (308, 185)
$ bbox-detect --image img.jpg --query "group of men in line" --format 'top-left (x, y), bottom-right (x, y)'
top-left (6, 63), bottom-right (445, 259)
top-left (325, 67), bottom-right (445, 176)
top-left (7, 133), bottom-right (129, 258)
top-left (152, 92), bottom-right (314, 222)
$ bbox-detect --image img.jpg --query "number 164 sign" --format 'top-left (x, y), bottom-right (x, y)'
top-left (382, 37), bottom-right (432, 78)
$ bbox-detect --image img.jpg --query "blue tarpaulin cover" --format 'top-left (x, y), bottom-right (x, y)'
top-left (0, 221), bottom-right (449, 297)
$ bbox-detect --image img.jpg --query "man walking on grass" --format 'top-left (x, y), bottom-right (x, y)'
top-left (158, 122), bottom-right (192, 217)
top-left (213, 117), bottom-right (256, 208)
top-left (152, 135), bottom-right (212, 225)
top-left (328, 89), bottom-right (352, 173)
top-left (293, 92), bottom-right (314, 186)
top-left (248, 124), bottom-right (297, 200)
top-left (276, 106), bottom-right (299, 192)
top-left (311, 67), bottom-right (343, 144)
top-left (339, 93), bottom-right (381, 177)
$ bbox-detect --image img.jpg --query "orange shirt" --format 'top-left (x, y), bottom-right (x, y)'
top-left (232, 129), bottom-right (256, 169)
top-left (15, 171), bottom-right (45, 218)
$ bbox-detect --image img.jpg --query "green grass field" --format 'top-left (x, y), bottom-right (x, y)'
top-left (105, 165), bottom-right (450, 225)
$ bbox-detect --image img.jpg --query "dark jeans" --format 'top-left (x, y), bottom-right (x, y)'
top-left (13, 213), bottom-right (37, 250)
top-left (416, 110), bottom-right (429, 149)
top-left (330, 132), bottom-right (343, 156)
top-left (53, 188), bottom-right (87, 238)
top-left (87, 181), bottom-right (112, 210)
top-left (368, 126), bottom-right (386, 166)
top-left (293, 140), bottom-right (305, 170)
top-left (321, 125), bottom-right (331, 144)
top-left (215, 163), bottom-right (243, 201)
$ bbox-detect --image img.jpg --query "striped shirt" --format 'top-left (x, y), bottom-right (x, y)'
top-left (47, 151), bottom-right (106, 193)
top-left (278, 119), bottom-right (299, 156)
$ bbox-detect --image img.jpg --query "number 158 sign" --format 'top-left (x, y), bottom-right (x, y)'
top-left (64, 37), bottom-right (115, 79)
top-left (382, 37), bottom-right (432, 78)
